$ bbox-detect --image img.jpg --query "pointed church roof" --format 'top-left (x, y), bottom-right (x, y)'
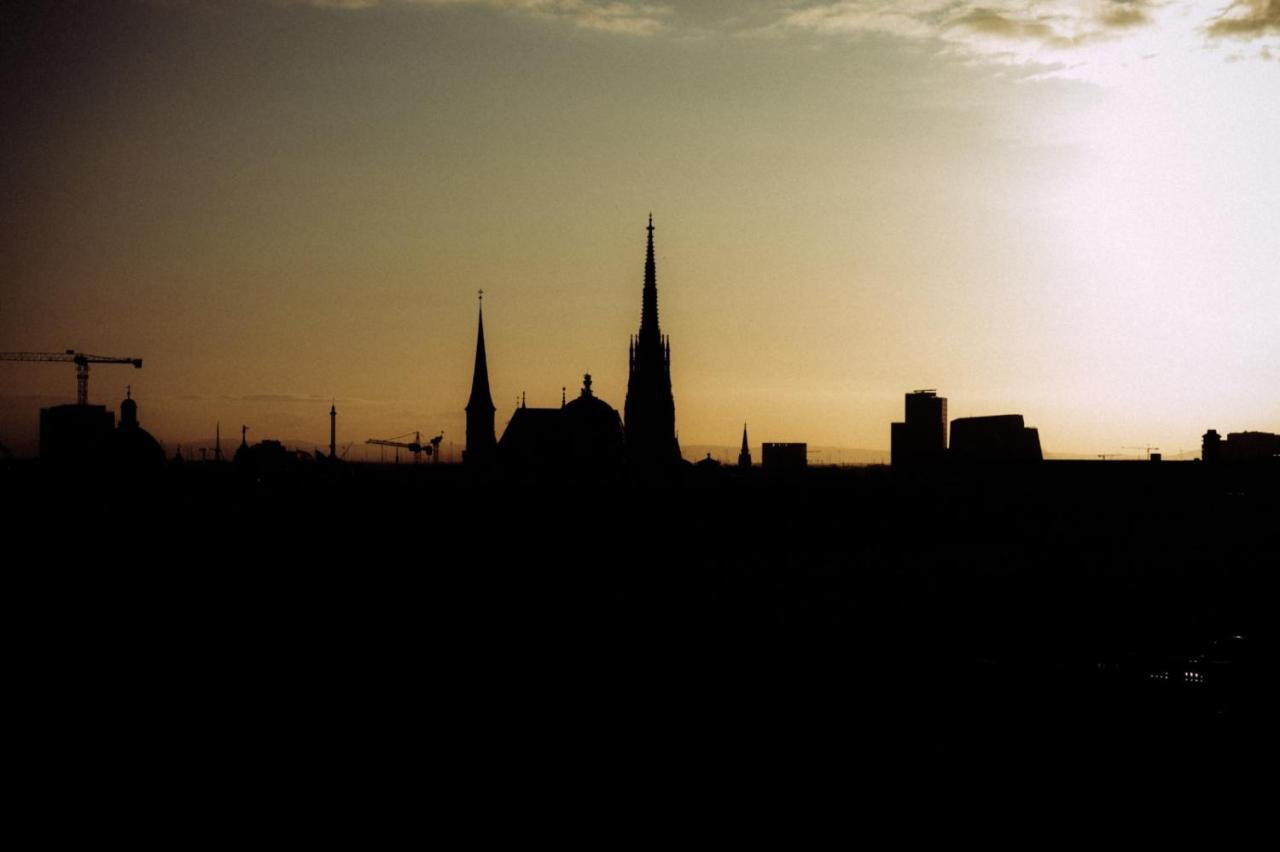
top-left (640, 214), bottom-right (660, 339)
top-left (466, 296), bottom-right (495, 413)
top-left (741, 423), bottom-right (749, 454)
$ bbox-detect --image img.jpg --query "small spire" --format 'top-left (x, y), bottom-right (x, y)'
top-left (522, 391), bottom-right (526, 409)
top-left (562, 386), bottom-right (566, 407)
top-left (126, 385), bottom-right (132, 399)
top-left (466, 293), bottom-right (495, 414)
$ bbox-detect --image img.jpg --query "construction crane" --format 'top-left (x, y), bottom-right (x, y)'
top-left (366, 431), bottom-right (444, 463)
top-left (0, 350), bottom-right (142, 405)
top-left (1122, 445), bottom-right (1160, 460)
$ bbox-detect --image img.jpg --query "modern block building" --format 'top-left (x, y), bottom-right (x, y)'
top-left (762, 442), bottom-right (807, 471)
top-left (890, 390), bottom-right (947, 467)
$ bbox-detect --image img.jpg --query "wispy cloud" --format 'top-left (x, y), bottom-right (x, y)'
top-left (222, 393), bottom-right (332, 403)
top-left (766, 1), bottom-right (1280, 72)
top-left (266, 0), bottom-right (1280, 58)
top-left (775, 1), bottom-right (1165, 54)
top-left (1205, 0), bottom-right (1280, 37)
top-left (276, 0), bottom-right (672, 35)
top-left (216, 392), bottom-right (413, 407)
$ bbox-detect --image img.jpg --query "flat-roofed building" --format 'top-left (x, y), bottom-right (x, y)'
top-left (891, 389), bottom-right (947, 467)
top-left (762, 442), bottom-right (807, 471)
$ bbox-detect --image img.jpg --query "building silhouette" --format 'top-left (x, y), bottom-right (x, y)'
top-left (891, 390), bottom-right (947, 467)
top-left (38, 387), bottom-right (164, 471)
top-left (950, 414), bottom-right (1042, 462)
top-left (738, 424), bottom-right (752, 469)
top-left (498, 374), bottom-right (624, 475)
top-left (624, 215), bottom-right (682, 467)
top-left (1202, 429), bottom-right (1220, 463)
top-left (465, 296), bottom-right (497, 466)
top-left (39, 403), bottom-right (113, 464)
top-left (1202, 429), bottom-right (1280, 463)
top-left (762, 442), bottom-right (807, 471)
top-left (108, 387), bottom-right (165, 471)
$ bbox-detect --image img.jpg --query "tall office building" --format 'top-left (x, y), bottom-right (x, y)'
top-left (890, 389), bottom-right (947, 467)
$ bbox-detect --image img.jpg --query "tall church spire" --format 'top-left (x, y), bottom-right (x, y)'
top-left (625, 215), bottom-right (681, 468)
top-left (465, 291), bottom-right (496, 465)
top-left (640, 213), bottom-right (659, 341)
top-left (738, 423), bottom-right (752, 469)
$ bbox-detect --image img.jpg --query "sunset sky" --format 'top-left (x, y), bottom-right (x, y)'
top-left (2, 0), bottom-right (1277, 459)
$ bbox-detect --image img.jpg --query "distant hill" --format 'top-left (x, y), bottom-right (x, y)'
top-left (682, 445), bottom-right (889, 466)
top-left (1044, 451), bottom-right (1201, 461)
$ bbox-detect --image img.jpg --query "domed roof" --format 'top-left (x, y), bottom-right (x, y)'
top-left (108, 392), bottom-right (166, 471)
top-left (563, 374), bottom-right (620, 420)
top-left (562, 374), bottom-right (624, 471)
top-left (109, 425), bottom-right (166, 471)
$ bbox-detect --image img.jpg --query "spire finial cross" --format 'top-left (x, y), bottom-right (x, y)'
top-left (478, 288), bottom-right (484, 302)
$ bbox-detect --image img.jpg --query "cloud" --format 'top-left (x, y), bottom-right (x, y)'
top-left (1099, 3), bottom-right (1155, 30)
top-left (949, 9), bottom-right (1060, 42)
top-left (217, 393), bottom-right (409, 407)
top-left (763, 1), bottom-right (1280, 74)
top-left (1206, 0), bottom-right (1280, 37)
top-left (274, 0), bottom-right (672, 35)
top-left (225, 393), bottom-right (331, 404)
top-left (262, 1), bottom-right (1280, 58)
top-left (779, 1), bottom-right (1163, 51)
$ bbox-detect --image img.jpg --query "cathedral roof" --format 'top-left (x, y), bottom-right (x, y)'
top-left (563, 374), bottom-right (620, 422)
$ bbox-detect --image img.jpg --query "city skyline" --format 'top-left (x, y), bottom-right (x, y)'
top-left (2, 1), bottom-right (1277, 458)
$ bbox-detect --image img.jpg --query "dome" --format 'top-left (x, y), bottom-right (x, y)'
top-left (109, 425), bottom-right (166, 470)
top-left (563, 374), bottom-right (619, 419)
top-left (109, 391), bottom-right (166, 472)
top-left (562, 374), bottom-right (624, 470)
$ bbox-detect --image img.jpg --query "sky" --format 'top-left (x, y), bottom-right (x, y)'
top-left (2, 0), bottom-right (1277, 459)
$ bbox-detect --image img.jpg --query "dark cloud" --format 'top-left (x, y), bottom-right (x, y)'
top-left (227, 393), bottom-right (329, 404)
top-left (951, 9), bottom-right (1056, 41)
top-left (1207, 0), bottom-right (1280, 37)
top-left (947, 3), bottom-right (1158, 50)
top-left (1099, 2), bottom-right (1153, 30)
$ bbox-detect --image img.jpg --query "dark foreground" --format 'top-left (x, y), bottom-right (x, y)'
top-left (5, 458), bottom-right (1273, 775)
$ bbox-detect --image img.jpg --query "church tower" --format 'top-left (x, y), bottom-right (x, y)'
top-left (624, 215), bottom-right (681, 466)
top-left (738, 423), bottom-right (752, 469)
top-left (465, 293), bottom-right (496, 465)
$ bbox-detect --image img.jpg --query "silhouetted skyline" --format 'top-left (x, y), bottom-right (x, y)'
top-left (1, 2), bottom-right (1277, 458)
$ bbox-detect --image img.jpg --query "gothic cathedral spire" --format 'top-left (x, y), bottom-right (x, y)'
top-left (465, 292), bottom-right (496, 465)
top-left (640, 213), bottom-right (659, 341)
top-left (624, 215), bottom-right (682, 468)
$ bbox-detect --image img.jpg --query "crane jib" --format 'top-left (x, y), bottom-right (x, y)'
top-left (1, 350), bottom-right (143, 405)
